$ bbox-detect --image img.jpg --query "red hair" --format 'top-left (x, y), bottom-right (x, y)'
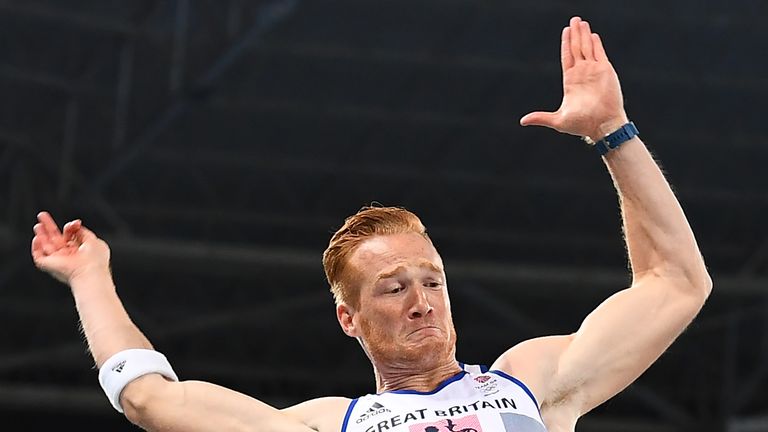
top-left (323, 206), bottom-right (430, 306)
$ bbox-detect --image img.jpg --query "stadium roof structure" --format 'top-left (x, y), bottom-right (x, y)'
top-left (1, 1), bottom-right (767, 430)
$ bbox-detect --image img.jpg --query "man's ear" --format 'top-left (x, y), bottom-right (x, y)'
top-left (337, 302), bottom-right (360, 337)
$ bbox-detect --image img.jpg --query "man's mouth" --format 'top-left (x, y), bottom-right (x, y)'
top-left (408, 326), bottom-right (441, 336)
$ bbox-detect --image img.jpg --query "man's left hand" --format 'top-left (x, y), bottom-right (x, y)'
top-left (520, 16), bottom-right (628, 142)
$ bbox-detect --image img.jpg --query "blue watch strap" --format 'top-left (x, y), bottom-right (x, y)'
top-left (594, 122), bottom-right (639, 155)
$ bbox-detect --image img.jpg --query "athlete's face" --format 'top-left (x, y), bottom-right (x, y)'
top-left (337, 233), bottom-right (458, 368)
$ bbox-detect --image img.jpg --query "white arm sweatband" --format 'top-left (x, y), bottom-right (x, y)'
top-left (98, 348), bottom-right (179, 413)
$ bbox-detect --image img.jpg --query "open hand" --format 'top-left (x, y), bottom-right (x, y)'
top-left (520, 16), bottom-right (628, 141)
top-left (31, 212), bottom-right (111, 285)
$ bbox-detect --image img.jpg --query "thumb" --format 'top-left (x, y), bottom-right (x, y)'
top-left (519, 111), bottom-right (560, 129)
top-left (73, 225), bottom-right (99, 245)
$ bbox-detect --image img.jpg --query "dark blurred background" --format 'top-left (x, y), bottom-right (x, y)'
top-left (1, 0), bottom-right (767, 431)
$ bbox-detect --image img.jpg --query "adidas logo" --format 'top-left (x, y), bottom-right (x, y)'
top-left (355, 402), bottom-right (390, 424)
top-left (112, 360), bottom-right (126, 373)
top-left (364, 402), bottom-right (387, 415)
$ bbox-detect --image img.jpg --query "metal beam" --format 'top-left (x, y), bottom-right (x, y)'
top-left (0, 297), bottom-right (75, 319)
top-left (226, 0), bottom-right (245, 38)
top-left (0, 129), bottom-right (131, 234)
top-left (0, 1), bottom-right (144, 36)
top-left (732, 300), bottom-right (768, 413)
top-left (99, 237), bottom-right (768, 295)
top-left (210, 96), bottom-right (520, 128)
top-left (145, 144), bottom-right (768, 207)
top-left (0, 256), bottom-right (27, 293)
top-left (722, 313), bottom-right (740, 419)
top-left (178, 361), bottom-right (371, 388)
top-left (622, 385), bottom-right (695, 428)
top-left (0, 128), bottom-right (30, 148)
top-left (0, 223), bottom-right (11, 247)
top-left (0, 384), bottom-right (110, 413)
top-left (169, 0), bottom-right (190, 93)
top-left (56, 98), bottom-right (79, 201)
top-left (112, 203), bottom-right (624, 252)
top-left (456, 283), bottom-right (545, 335)
top-left (81, 0), bottom-right (299, 198)
top-left (112, 39), bottom-right (135, 150)
top-left (153, 293), bottom-right (328, 341)
top-left (729, 416), bottom-right (768, 432)
top-left (0, 64), bottom-right (95, 94)
top-left (204, 92), bottom-right (768, 154)
top-left (0, 292), bottom-right (328, 373)
top-left (741, 239), bottom-right (768, 276)
top-left (252, 41), bottom-right (768, 93)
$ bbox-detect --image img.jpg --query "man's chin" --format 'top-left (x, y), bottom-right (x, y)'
top-left (360, 324), bottom-right (457, 367)
top-left (399, 338), bottom-right (450, 363)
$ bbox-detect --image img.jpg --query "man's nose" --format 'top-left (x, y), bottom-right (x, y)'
top-left (408, 286), bottom-right (434, 319)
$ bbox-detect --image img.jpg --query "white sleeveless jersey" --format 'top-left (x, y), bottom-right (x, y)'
top-left (342, 363), bottom-right (548, 432)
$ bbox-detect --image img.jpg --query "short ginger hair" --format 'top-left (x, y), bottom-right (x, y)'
top-left (323, 205), bottom-right (430, 307)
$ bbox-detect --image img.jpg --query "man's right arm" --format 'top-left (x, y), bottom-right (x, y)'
top-left (32, 212), bottom-right (339, 431)
top-left (70, 271), bottom-right (322, 432)
top-left (122, 375), bottom-right (341, 432)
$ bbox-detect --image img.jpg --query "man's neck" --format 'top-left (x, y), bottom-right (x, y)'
top-left (374, 359), bottom-right (462, 393)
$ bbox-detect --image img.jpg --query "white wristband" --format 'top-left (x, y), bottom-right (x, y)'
top-left (98, 348), bottom-right (179, 413)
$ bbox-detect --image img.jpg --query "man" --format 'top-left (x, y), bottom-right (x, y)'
top-left (31, 16), bottom-right (711, 432)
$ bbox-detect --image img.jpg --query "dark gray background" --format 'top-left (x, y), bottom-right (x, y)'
top-left (1, 1), bottom-right (766, 431)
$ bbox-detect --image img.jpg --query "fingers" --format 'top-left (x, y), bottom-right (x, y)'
top-left (33, 223), bottom-right (48, 242)
top-left (580, 21), bottom-right (595, 61)
top-left (33, 212), bottom-right (85, 260)
top-left (567, 17), bottom-right (603, 63)
top-left (592, 33), bottom-right (608, 62)
top-left (31, 235), bottom-right (46, 262)
top-left (561, 27), bottom-right (574, 73)
top-left (37, 211), bottom-right (65, 247)
top-left (37, 211), bottom-right (61, 236)
top-left (569, 16), bottom-right (583, 61)
top-left (33, 223), bottom-right (55, 255)
top-left (62, 219), bottom-right (82, 242)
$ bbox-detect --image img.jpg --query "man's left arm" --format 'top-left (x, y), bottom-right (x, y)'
top-left (498, 16), bottom-right (712, 418)
top-left (535, 131), bottom-right (712, 416)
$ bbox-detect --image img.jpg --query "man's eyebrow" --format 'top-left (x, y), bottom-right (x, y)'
top-left (376, 266), bottom-right (406, 281)
top-left (422, 261), bottom-right (444, 275)
top-left (376, 262), bottom-right (444, 281)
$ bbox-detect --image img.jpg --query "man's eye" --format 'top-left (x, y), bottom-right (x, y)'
top-left (390, 286), bottom-right (403, 293)
top-left (425, 282), bottom-right (442, 288)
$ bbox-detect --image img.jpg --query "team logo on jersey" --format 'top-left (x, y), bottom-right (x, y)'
top-left (473, 375), bottom-right (499, 396)
top-left (356, 402), bottom-right (391, 423)
top-left (409, 415), bottom-right (483, 432)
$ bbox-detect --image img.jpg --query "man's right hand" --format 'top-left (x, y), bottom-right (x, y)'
top-left (31, 211), bottom-right (111, 286)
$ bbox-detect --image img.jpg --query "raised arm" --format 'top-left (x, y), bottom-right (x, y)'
top-left (495, 16), bottom-right (712, 423)
top-left (31, 212), bottom-right (337, 431)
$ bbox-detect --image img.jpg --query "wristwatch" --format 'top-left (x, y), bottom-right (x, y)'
top-left (583, 122), bottom-right (639, 156)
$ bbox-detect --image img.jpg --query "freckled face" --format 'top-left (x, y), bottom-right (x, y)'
top-left (346, 233), bottom-right (457, 368)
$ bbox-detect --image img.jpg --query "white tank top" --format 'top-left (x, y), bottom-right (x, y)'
top-left (341, 363), bottom-right (548, 432)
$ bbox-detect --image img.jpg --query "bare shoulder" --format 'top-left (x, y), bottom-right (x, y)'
top-left (282, 396), bottom-right (353, 432)
top-left (491, 335), bottom-right (573, 404)
top-left (492, 335), bottom-right (580, 431)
